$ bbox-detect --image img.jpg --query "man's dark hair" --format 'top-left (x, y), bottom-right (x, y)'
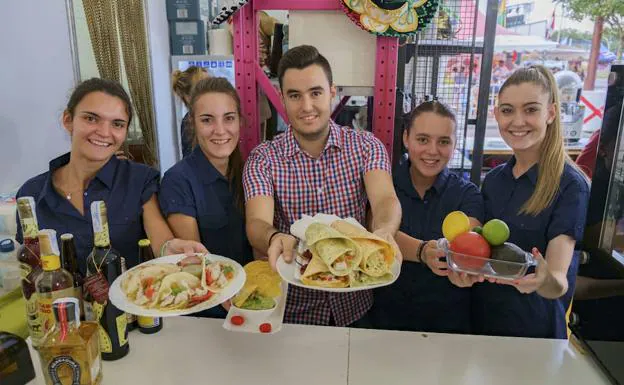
top-left (277, 45), bottom-right (333, 89)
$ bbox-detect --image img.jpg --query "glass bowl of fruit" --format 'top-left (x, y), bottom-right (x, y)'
top-left (439, 238), bottom-right (536, 280)
top-left (440, 214), bottom-right (537, 280)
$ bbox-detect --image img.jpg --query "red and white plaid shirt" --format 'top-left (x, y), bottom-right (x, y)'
top-left (243, 121), bottom-right (391, 326)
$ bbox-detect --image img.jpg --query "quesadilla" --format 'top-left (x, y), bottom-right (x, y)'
top-left (301, 252), bottom-right (350, 288)
top-left (305, 222), bottom-right (362, 276)
top-left (330, 220), bottom-right (395, 277)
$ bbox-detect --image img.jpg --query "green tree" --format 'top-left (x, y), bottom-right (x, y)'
top-left (556, 0), bottom-right (624, 58)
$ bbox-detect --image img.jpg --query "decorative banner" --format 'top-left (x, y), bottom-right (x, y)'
top-left (212, 0), bottom-right (251, 26)
top-left (341, 0), bottom-right (440, 37)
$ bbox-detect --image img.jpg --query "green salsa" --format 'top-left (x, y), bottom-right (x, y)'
top-left (241, 293), bottom-right (275, 310)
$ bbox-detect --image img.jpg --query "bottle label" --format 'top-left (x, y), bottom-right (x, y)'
top-left (90, 201), bottom-right (110, 248)
top-left (26, 293), bottom-right (44, 346)
top-left (38, 287), bottom-right (77, 338)
top-left (116, 313), bottom-right (129, 347)
top-left (19, 262), bottom-right (32, 280)
top-left (138, 316), bottom-right (160, 328)
top-left (17, 197), bottom-right (39, 238)
top-left (84, 272), bottom-right (110, 304)
top-left (92, 301), bottom-right (113, 353)
top-left (48, 355), bottom-right (81, 385)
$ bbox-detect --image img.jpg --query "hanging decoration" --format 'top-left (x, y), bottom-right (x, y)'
top-left (212, 0), bottom-right (251, 26)
top-left (341, 0), bottom-right (439, 37)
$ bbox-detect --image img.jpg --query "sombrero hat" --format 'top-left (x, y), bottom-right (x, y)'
top-left (341, 0), bottom-right (439, 37)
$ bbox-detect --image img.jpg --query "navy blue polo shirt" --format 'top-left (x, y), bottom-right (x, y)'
top-left (15, 153), bottom-right (159, 275)
top-left (371, 160), bottom-right (484, 333)
top-left (473, 157), bottom-right (590, 339)
top-left (159, 147), bottom-right (252, 319)
top-left (159, 146), bottom-right (252, 265)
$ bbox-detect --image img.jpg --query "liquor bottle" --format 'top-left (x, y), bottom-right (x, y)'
top-left (35, 229), bottom-right (77, 339)
top-left (15, 196), bottom-right (44, 346)
top-left (119, 257), bottom-right (138, 332)
top-left (37, 297), bottom-right (102, 385)
top-left (84, 201), bottom-right (129, 361)
top-left (0, 331), bottom-right (36, 385)
top-left (60, 233), bottom-right (85, 319)
top-left (136, 239), bottom-right (163, 334)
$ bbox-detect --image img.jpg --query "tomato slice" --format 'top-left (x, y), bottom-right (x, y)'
top-left (189, 291), bottom-right (214, 305)
top-left (205, 270), bottom-right (214, 285)
top-left (143, 277), bottom-right (154, 289)
top-left (144, 286), bottom-right (155, 300)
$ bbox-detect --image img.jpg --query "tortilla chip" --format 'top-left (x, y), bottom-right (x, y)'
top-left (243, 260), bottom-right (282, 298)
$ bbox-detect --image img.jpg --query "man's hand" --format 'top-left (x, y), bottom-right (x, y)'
top-left (267, 233), bottom-right (298, 271)
top-left (373, 229), bottom-right (402, 263)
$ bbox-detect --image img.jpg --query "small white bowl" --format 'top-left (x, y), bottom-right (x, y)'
top-left (230, 297), bottom-right (278, 325)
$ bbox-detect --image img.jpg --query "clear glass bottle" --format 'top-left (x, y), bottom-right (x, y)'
top-left (35, 229), bottom-right (76, 340)
top-left (37, 297), bottom-right (102, 385)
top-left (15, 196), bottom-right (43, 346)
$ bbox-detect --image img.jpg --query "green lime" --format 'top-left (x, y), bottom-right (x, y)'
top-left (472, 226), bottom-right (483, 235)
top-left (482, 219), bottom-right (510, 246)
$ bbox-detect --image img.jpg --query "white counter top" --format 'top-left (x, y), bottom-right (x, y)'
top-left (28, 317), bottom-right (612, 385)
top-left (348, 328), bottom-right (611, 385)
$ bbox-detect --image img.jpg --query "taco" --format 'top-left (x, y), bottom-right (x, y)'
top-left (156, 272), bottom-right (201, 310)
top-left (301, 252), bottom-right (350, 288)
top-left (330, 220), bottom-right (395, 277)
top-left (202, 260), bottom-right (237, 292)
top-left (305, 222), bottom-right (361, 276)
top-left (122, 263), bottom-right (180, 303)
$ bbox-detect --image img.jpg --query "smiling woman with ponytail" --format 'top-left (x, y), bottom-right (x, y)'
top-left (448, 65), bottom-right (591, 339)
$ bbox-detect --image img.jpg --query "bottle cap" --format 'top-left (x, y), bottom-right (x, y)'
top-left (0, 238), bottom-right (15, 252)
top-left (52, 297), bottom-right (80, 325)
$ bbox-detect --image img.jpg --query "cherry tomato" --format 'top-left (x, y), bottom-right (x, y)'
top-left (230, 315), bottom-right (245, 326)
top-left (259, 323), bottom-right (272, 333)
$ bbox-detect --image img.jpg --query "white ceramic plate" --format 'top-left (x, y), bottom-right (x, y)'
top-left (276, 256), bottom-right (400, 293)
top-left (222, 281), bottom-right (288, 334)
top-left (109, 254), bottom-right (246, 317)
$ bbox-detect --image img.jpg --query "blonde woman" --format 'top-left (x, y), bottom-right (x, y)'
top-left (172, 66), bottom-right (209, 157)
top-left (452, 65), bottom-right (590, 339)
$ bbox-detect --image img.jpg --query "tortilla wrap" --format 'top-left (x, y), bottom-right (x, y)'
top-left (301, 253), bottom-right (349, 288)
top-left (305, 222), bottom-right (362, 276)
top-left (156, 272), bottom-right (201, 309)
top-left (330, 220), bottom-right (395, 277)
top-left (122, 263), bottom-right (180, 299)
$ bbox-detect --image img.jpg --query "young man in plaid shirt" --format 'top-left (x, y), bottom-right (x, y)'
top-left (243, 45), bottom-right (402, 326)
